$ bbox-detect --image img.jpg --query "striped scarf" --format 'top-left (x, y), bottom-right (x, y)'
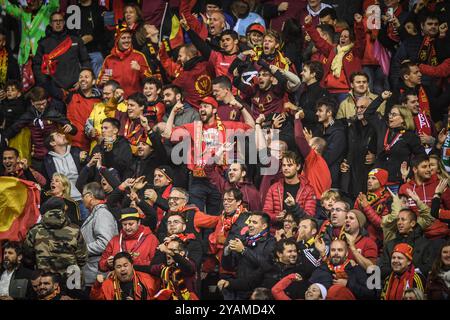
top-left (112, 271), bottom-right (146, 300)
top-left (381, 264), bottom-right (422, 300)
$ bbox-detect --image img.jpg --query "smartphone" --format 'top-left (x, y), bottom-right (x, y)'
top-left (387, 8), bottom-right (394, 19)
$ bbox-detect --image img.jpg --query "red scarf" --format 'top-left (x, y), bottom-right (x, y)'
top-left (175, 233), bottom-right (196, 243)
top-left (112, 271), bottom-right (146, 300)
top-left (111, 45), bottom-right (133, 61)
top-left (41, 36), bottom-right (73, 75)
top-left (327, 258), bottom-right (351, 279)
top-left (364, 188), bottom-right (390, 215)
top-left (383, 128), bottom-right (405, 152)
top-left (124, 118), bottom-right (146, 146)
top-left (414, 112), bottom-right (432, 136)
top-left (418, 36), bottom-right (438, 67)
top-left (382, 264), bottom-right (416, 300)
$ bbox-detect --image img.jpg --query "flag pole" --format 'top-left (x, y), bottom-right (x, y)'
top-left (159, 1), bottom-right (169, 44)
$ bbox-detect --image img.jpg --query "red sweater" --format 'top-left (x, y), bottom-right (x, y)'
top-left (67, 92), bottom-right (101, 151)
top-left (347, 235), bottom-right (378, 264)
top-left (172, 59), bottom-right (214, 110)
top-left (294, 118), bottom-right (331, 199)
top-left (98, 225), bottom-right (159, 272)
top-left (98, 48), bottom-right (151, 98)
top-left (304, 20), bottom-right (366, 92)
top-left (263, 175), bottom-right (316, 226)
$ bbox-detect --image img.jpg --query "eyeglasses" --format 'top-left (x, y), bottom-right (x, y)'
top-left (388, 112), bottom-right (400, 118)
top-left (223, 198), bottom-right (236, 203)
top-left (331, 208), bottom-right (346, 212)
top-left (168, 197), bottom-right (186, 202)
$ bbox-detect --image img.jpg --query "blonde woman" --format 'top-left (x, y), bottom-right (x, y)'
top-left (429, 155), bottom-right (450, 186)
top-left (364, 91), bottom-right (426, 193)
top-left (42, 173), bottom-right (82, 226)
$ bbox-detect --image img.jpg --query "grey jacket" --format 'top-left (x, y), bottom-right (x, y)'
top-left (80, 204), bottom-right (118, 286)
top-left (163, 103), bottom-right (200, 127)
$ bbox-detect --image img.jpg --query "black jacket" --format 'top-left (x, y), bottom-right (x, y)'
top-left (364, 96), bottom-right (425, 183)
top-left (316, 120), bottom-right (347, 188)
top-left (91, 136), bottom-right (133, 180)
top-left (391, 33), bottom-right (450, 89)
top-left (379, 225), bottom-right (439, 280)
top-left (33, 28), bottom-right (91, 90)
top-left (146, 235), bottom-right (203, 272)
top-left (294, 82), bottom-right (329, 130)
top-left (221, 233), bottom-right (276, 296)
top-left (0, 265), bottom-right (34, 299)
top-left (79, 1), bottom-right (105, 53)
top-left (309, 263), bottom-right (378, 299)
top-left (340, 118), bottom-right (377, 198)
top-left (126, 131), bottom-right (170, 181)
top-left (0, 97), bottom-right (26, 131)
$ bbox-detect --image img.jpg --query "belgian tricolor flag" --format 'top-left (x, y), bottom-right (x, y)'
top-left (0, 177), bottom-right (41, 241)
top-left (159, 2), bottom-right (184, 50)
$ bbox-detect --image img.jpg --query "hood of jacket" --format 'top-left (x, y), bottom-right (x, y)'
top-left (120, 224), bottom-right (152, 240)
top-left (42, 208), bottom-right (68, 229)
top-left (48, 145), bottom-right (72, 159)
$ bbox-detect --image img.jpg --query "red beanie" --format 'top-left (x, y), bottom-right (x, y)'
top-left (393, 243), bottom-right (414, 261)
top-left (326, 285), bottom-right (356, 300)
top-left (368, 168), bottom-right (389, 187)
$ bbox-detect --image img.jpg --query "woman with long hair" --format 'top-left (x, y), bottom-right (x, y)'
top-left (123, 4), bottom-right (147, 51)
top-left (364, 92), bottom-right (426, 193)
top-left (426, 241), bottom-right (450, 300)
top-left (42, 173), bottom-right (82, 226)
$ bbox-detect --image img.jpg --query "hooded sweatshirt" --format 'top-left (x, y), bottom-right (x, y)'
top-left (48, 145), bottom-right (82, 201)
top-left (23, 208), bottom-right (87, 276)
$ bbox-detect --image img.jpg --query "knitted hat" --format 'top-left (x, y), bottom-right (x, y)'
top-left (119, 207), bottom-right (144, 221)
top-left (393, 243), bottom-right (414, 261)
top-left (200, 96), bottom-right (219, 109)
top-left (156, 165), bottom-right (174, 183)
top-left (326, 285), bottom-right (356, 300)
top-left (349, 209), bottom-right (367, 229)
top-left (312, 283), bottom-right (328, 300)
top-left (368, 168), bottom-right (389, 187)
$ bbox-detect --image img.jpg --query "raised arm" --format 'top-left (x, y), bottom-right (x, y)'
top-left (303, 15), bottom-right (334, 56)
top-left (294, 113), bottom-right (312, 159)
